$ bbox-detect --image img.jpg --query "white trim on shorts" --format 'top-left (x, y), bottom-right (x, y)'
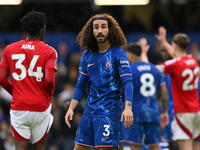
top-left (10, 104), bottom-right (53, 144)
top-left (172, 111), bottom-right (200, 140)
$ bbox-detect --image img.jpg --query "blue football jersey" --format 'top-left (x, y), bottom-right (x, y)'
top-left (130, 62), bottom-right (165, 122)
top-left (75, 46), bottom-right (133, 117)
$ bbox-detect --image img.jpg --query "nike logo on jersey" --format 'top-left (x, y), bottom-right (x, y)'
top-left (101, 136), bottom-right (110, 141)
top-left (88, 63), bottom-right (95, 67)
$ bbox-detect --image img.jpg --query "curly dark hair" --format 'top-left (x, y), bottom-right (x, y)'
top-left (20, 10), bottom-right (47, 35)
top-left (76, 14), bottom-right (127, 52)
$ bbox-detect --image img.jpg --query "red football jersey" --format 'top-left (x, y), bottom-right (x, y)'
top-left (0, 40), bottom-right (57, 111)
top-left (162, 55), bottom-right (200, 113)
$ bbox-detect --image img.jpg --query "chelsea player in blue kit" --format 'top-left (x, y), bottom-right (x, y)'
top-left (65, 14), bottom-right (134, 150)
top-left (120, 43), bottom-right (169, 150)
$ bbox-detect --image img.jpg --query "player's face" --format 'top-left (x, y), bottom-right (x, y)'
top-left (93, 20), bottom-right (109, 44)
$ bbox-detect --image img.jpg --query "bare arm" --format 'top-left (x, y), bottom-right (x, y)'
top-left (0, 67), bottom-right (12, 95)
top-left (121, 101), bottom-right (133, 128)
top-left (159, 83), bottom-right (169, 128)
top-left (138, 37), bottom-right (150, 63)
top-left (155, 26), bottom-right (174, 58)
top-left (65, 99), bottom-right (79, 128)
top-left (45, 68), bottom-right (55, 96)
top-left (159, 84), bottom-right (168, 113)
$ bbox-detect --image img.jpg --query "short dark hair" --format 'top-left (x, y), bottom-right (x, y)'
top-left (125, 43), bottom-right (141, 56)
top-left (172, 33), bottom-right (190, 51)
top-left (20, 10), bottom-right (47, 35)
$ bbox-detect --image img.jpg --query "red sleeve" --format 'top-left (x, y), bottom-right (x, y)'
top-left (45, 49), bottom-right (57, 71)
top-left (45, 68), bottom-right (55, 96)
top-left (0, 67), bottom-right (12, 95)
top-left (44, 49), bottom-right (57, 95)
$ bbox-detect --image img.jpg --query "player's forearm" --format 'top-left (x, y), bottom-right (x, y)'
top-left (0, 79), bottom-right (12, 95)
top-left (68, 99), bottom-right (79, 111)
top-left (124, 101), bottom-right (132, 110)
top-left (160, 86), bottom-right (168, 113)
top-left (124, 80), bottom-right (133, 103)
top-left (45, 68), bottom-right (55, 95)
top-left (0, 67), bottom-right (12, 95)
top-left (162, 40), bottom-right (174, 58)
top-left (141, 52), bottom-right (149, 63)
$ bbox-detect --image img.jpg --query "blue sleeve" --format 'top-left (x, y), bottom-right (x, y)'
top-left (116, 49), bottom-right (133, 84)
top-left (72, 52), bottom-right (89, 102)
top-left (124, 80), bottom-right (133, 102)
top-left (158, 69), bottom-right (165, 85)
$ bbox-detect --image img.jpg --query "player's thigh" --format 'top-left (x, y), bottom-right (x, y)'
top-left (173, 113), bottom-right (200, 140)
top-left (102, 147), bottom-right (119, 150)
top-left (177, 139), bottom-right (193, 150)
top-left (33, 135), bottom-right (48, 150)
top-left (10, 110), bottom-right (31, 141)
top-left (149, 144), bottom-right (160, 150)
top-left (93, 115), bottom-right (121, 148)
top-left (130, 144), bottom-right (142, 150)
top-left (74, 143), bottom-right (91, 150)
top-left (15, 139), bottom-right (30, 150)
top-left (31, 105), bottom-right (53, 144)
top-left (75, 114), bottom-right (95, 147)
top-left (123, 122), bottom-right (145, 144)
top-left (144, 122), bottom-right (161, 145)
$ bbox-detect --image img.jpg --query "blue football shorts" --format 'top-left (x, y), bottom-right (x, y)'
top-left (122, 122), bottom-right (161, 145)
top-left (75, 114), bottom-right (121, 148)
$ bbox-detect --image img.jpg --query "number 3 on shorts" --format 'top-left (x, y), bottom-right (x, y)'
top-left (103, 125), bottom-right (110, 137)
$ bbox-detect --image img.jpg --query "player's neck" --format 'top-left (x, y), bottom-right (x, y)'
top-left (132, 56), bottom-right (141, 63)
top-left (175, 50), bottom-right (187, 58)
top-left (98, 40), bottom-right (111, 53)
top-left (26, 34), bottom-right (41, 41)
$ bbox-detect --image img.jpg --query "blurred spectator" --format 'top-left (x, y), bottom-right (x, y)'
top-left (188, 42), bottom-right (200, 64)
top-left (66, 64), bottom-right (79, 86)
top-left (57, 41), bottom-right (70, 77)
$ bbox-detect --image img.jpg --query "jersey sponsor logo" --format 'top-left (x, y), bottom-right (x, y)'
top-left (21, 44), bottom-right (35, 50)
top-left (120, 60), bottom-right (129, 67)
top-left (88, 63), bottom-right (95, 67)
top-left (105, 61), bottom-right (112, 70)
top-left (120, 60), bottom-right (129, 64)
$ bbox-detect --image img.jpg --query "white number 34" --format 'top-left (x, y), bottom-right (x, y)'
top-left (12, 54), bottom-right (43, 82)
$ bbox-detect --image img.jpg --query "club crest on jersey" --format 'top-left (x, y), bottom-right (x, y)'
top-left (21, 44), bottom-right (35, 50)
top-left (105, 61), bottom-right (112, 70)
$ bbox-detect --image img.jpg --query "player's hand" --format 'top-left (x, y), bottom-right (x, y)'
top-left (50, 95), bottom-right (54, 102)
top-left (65, 109), bottom-right (74, 128)
top-left (138, 37), bottom-right (150, 54)
top-left (155, 26), bottom-right (167, 44)
top-left (160, 112), bottom-right (169, 128)
top-left (121, 108), bottom-right (134, 128)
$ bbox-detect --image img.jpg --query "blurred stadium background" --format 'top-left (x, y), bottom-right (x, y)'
top-left (1, 0), bottom-right (200, 52)
top-left (1, 0), bottom-right (200, 150)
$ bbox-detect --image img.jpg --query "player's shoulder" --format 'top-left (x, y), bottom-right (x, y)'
top-left (112, 46), bottom-right (125, 53)
top-left (164, 58), bottom-right (178, 66)
top-left (39, 41), bottom-right (56, 51)
top-left (38, 41), bottom-right (58, 56)
top-left (5, 40), bottom-right (23, 49)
